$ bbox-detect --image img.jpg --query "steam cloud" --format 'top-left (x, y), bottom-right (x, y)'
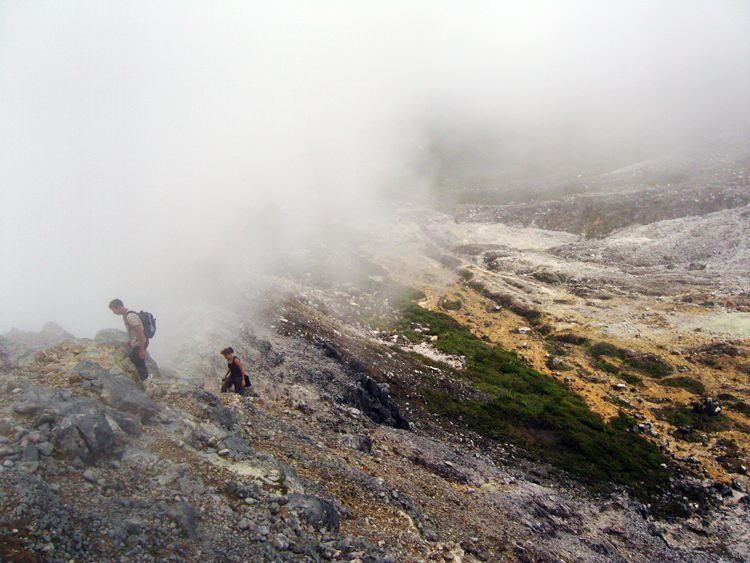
top-left (1, 1), bottom-right (748, 343)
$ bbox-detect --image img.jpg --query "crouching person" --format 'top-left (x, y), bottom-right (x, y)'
top-left (221, 347), bottom-right (248, 396)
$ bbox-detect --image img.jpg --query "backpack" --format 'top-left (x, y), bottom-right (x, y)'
top-left (130, 310), bottom-right (157, 339)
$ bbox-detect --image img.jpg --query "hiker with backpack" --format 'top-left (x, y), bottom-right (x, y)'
top-left (109, 299), bottom-right (156, 381)
top-left (220, 347), bottom-right (252, 396)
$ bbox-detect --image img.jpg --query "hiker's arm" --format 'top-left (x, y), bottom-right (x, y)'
top-left (127, 314), bottom-right (147, 359)
top-left (234, 358), bottom-right (246, 386)
top-left (135, 325), bottom-right (146, 359)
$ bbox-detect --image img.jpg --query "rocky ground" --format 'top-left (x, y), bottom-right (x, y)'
top-left (1, 266), bottom-right (749, 562)
top-left (2, 163), bottom-right (749, 561)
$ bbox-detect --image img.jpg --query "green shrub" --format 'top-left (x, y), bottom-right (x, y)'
top-left (625, 355), bottom-right (673, 378)
top-left (659, 377), bottom-right (705, 395)
top-left (552, 333), bottom-right (589, 346)
top-left (587, 342), bottom-right (625, 359)
top-left (715, 438), bottom-right (747, 473)
top-left (716, 394), bottom-right (750, 417)
top-left (438, 297), bottom-right (463, 311)
top-left (654, 405), bottom-right (729, 438)
top-left (729, 400), bottom-right (750, 418)
top-left (595, 359), bottom-right (619, 374)
top-left (617, 372), bottom-right (642, 385)
top-left (546, 356), bottom-right (574, 371)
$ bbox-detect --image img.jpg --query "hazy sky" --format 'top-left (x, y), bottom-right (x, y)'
top-left (1, 1), bottom-right (748, 342)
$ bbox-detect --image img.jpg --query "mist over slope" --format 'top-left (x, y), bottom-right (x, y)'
top-left (1, 1), bottom-right (749, 340)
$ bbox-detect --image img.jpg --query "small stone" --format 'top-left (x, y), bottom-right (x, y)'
top-left (732, 477), bottom-right (748, 493)
top-left (238, 519), bottom-right (251, 530)
top-left (272, 533), bottom-right (290, 550)
top-left (18, 461), bottom-right (39, 473)
top-left (14, 403), bottom-right (42, 416)
top-left (22, 445), bottom-right (40, 462)
top-left (123, 519), bottom-right (143, 535)
top-left (0, 421), bottom-right (14, 436)
top-left (217, 449), bottom-right (230, 457)
top-left (83, 469), bottom-right (99, 483)
top-left (37, 442), bottom-right (54, 456)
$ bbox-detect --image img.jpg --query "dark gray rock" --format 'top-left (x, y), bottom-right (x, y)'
top-left (692, 397), bottom-right (722, 416)
top-left (14, 403), bottom-right (43, 416)
top-left (94, 329), bottom-right (129, 344)
top-left (37, 441), bottom-right (54, 456)
top-left (69, 361), bottom-right (157, 421)
top-left (0, 420), bottom-right (13, 435)
top-left (213, 405), bottom-right (235, 430)
top-left (68, 360), bottom-right (108, 383)
top-left (0, 323), bottom-right (74, 367)
top-left (22, 445), bottom-right (39, 462)
top-left (52, 409), bottom-right (115, 463)
top-left (163, 501), bottom-right (199, 539)
top-left (346, 376), bottom-right (409, 430)
top-left (111, 413), bottom-right (142, 437)
top-left (287, 493), bottom-right (340, 533)
top-left (340, 434), bottom-right (373, 453)
top-left (218, 433), bottom-right (255, 460)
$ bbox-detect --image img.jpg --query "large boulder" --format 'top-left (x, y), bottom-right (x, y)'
top-left (94, 328), bottom-right (129, 345)
top-left (68, 361), bottom-right (157, 421)
top-left (287, 493), bottom-right (340, 533)
top-left (161, 501), bottom-right (199, 539)
top-left (0, 322), bottom-right (74, 367)
top-left (217, 433), bottom-right (255, 460)
top-left (52, 406), bottom-right (116, 463)
top-left (100, 374), bottom-right (157, 421)
top-left (346, 376), bottom-right (409, 430)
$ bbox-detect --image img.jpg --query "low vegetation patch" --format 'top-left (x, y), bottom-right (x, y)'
top-left (397, 303), bottom-right (669, 499)
top-left (714, 438), bottom-right (747, 474)
top-left (717, 394), bottom-right (750, 418)
top-left (545, 356), bottom-right (574, 372)
top-left (586, 342), bottom-right (673, 378)
top-left (617, 372), bottom-right (642, 385)
top-left (587, 341), bottom-right (625, 360)
top-left (595, 359), bottom-right (619, 374)
top-left (625, 355), bottom-right (673, 378)
top-left (551, 332), bottom-right (589, 346)
top-left (654, 405), bottom-right (730, 441)
top-left (438, 297), bottom-right (463, 311)
top-left (659, 377), bottom-right (705, 395)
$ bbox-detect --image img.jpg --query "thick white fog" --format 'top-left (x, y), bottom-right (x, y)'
top-left (1, 1), bottom-right (748, 345)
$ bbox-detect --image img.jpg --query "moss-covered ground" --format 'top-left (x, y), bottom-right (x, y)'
top-left (394, 303), bottom-right (669, 499)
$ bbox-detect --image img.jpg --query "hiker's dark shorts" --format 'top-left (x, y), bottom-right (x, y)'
top-left (221, 374), bottom-right (245, 395)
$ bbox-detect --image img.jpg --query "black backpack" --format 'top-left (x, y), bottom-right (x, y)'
top-left (130, 310), bottom-right (156, 338)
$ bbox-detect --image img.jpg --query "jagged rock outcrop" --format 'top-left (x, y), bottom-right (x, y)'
top-left (347, 375), bottom-right (409, 430)
top-left (1, 313), bottom-right (748, 562)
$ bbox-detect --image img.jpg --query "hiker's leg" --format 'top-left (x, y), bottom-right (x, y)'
top-left (129, 348), bottom-right (149, 381)
top-left (232, 375), bottom-right (245, 395)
